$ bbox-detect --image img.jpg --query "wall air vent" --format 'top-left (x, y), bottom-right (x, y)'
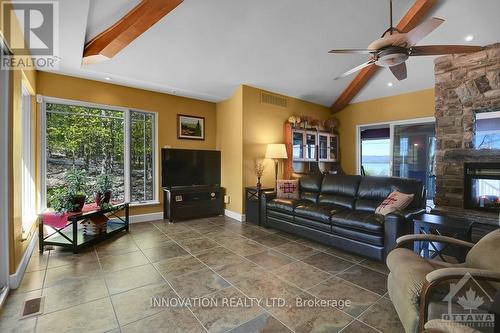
top-left (261, 91), bottom-right (288, 108)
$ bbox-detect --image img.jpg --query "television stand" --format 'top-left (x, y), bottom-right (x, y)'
top-left (163, 186), bottom-right (224, 222)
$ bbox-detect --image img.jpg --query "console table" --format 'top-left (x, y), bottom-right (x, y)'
top-left (39, 203), bottom-right (129, 253)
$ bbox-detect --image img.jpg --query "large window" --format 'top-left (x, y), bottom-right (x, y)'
top-left (43, 99), bottom-right (157, 208)
top-left (360, 127), bottom-right (391, 176)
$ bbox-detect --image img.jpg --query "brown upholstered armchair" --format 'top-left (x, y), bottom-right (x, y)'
top-left (386, 229), bottom-right (500, 333)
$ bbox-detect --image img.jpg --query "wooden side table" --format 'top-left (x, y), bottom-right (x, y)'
top-left (245, 187), bottom-right (273, 225)
top-left (413, 213), bottom-right (472, 262)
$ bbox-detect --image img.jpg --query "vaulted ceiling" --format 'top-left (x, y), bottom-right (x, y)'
top-left (40, 0), bottom-right (500, 106)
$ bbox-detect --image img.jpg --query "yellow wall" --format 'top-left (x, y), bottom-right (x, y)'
top-left (215, 86), bottom-right (244, 213)
top-left (335, 88), bottom-right (435, 175)
top-left (36, 72), bottom-right (217, 217)
top-left (216, 85), bottom-right (331, 214)
top-left (1, 2), bottom-right (38, 274)
top-left (242, 85), bottom-right (331, 190)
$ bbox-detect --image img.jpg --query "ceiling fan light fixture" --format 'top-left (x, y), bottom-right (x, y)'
top-left (465, 35), bottom-right (474, 42)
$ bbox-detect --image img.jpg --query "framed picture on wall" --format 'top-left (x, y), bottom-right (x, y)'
top-left (177, 114), bottom-right (205, 140)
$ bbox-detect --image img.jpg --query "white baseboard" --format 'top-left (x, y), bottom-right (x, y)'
top-left (224, 209), bottom-right (245, 222)
top-left (9, 230), bottom-right (38, 289)
top-left (129, 212), bottom-right (163, 223)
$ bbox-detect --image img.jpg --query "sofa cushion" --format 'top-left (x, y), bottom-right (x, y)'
top-left (318, 174), bottom-right (361, 209)
top-left (375, 190), bottom-right (414, 216)
top-left (355, 176), bottom-right (424, 212)
top-left (267, 198), bottom-right (301, 213)
top-left (299, 174), bottom-right (323, 204)
top-left (294, 216), bottom-right (331, 233)
top-left (331, 211), bottom-right (384, 233)
top-left (332, 226), bottom-right (384, 246)
top-left (294, 204), bottom-right (342, 223)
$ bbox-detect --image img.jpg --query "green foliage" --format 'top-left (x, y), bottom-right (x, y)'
top-left (96, 174), bottom-right (113, 193)
top-left (47, 188), bottom-right (73, 213)
top-left (65, 168), bottom-right (88, 196)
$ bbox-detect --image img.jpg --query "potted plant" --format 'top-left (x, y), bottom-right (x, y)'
top-left (253, 159), bottom-right (265, 188)
top-left (65, 168), bottom-right (88, 212)
top-left (95, 174), bottom-right (113, 206)
top-left (48, 188), bottom-right (73, 213)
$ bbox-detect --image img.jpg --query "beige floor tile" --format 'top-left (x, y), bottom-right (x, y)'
top-left (42, 276), bottom-right (108, 313)
top-left (340, 320), bottom-right (379, 333)
top-left (196, 247), bottom-right (245, 268)
top-left (178, 237), bottom-right (219, 254)
top-left (167, 230), bottom-right (204, 241)
top-left (302, 252), bottom-right (354, 275)
top-left (272, 242), bottom-right (319, 260)
top-left (245, 249), bottom-right (295, 270)
top-left (133, 233), bottom-right (171, 250)
top-left (308, 277), bottom-right (380, 317)
top-left (359, 259), bottom-right (389, 275)
top-left (358, 297), bottom-right (404, 333)
top-left (337, 265), bottom-right (387, 295)
top-left (37, 298), bottom-right (118, 333)
top-left (16, 269), bottom-right (45, 293)
top-left (25, 251), bottom-right (49, 272)
top-left (214, 259), bottom-right (266, 284)
top-left (275, 261), bottom-right (332, 290)
top-left (254, 234), bottom-right (290, 248)
top-left (273, 293), bottom-right (352, 333)
top-left (227, 312), bottom-right (293, 333)
top-left (154, 255), bottom-right (205, 279)
top-left (169, 267), bottom-right (230, 298)
top-left (121, 307), bottom-right (205, 333)
top-left (47, 248), bottom-right (98, 269)
top-left (104, 263), bottom-right (164, 295)
top-left (95, 235), bottom-right (140, 257)
top-left (191, 286), bottom-right (263, 333)
top-left (99, 250), bottom-right (149, 273)
top-left (141, 242), bottom-right (188, 262)
top-left (111, 282), bottom-right (175, 326)
top-left (223, 238), bottom-right (267, 256)
top-left (44, 260), bottom-right (101, 288)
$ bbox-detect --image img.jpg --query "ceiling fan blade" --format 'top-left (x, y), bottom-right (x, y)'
top-left (329, 49), bottom-right (377, 54)
top-left (335, 60), bottom-right (376, 80)
top-left (390, 62), bottom-right (407, 81)
top-left (405, 17), bottom-right (445, 46)
top-left (410, 45), bottom-right (484, 56)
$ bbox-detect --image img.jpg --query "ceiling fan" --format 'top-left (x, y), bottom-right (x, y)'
top-left (330, 0), bottom-right (483, 81)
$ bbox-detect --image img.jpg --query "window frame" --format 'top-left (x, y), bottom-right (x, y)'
top-left (21, 82), bottom-right (36, 236)
top-left (40, 96), bottom-right (159, 209)
top-left (475, 111), bottom-right (500, 149)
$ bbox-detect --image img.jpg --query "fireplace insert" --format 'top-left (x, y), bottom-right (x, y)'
top-left (464, 163), bottom-right (500, 212)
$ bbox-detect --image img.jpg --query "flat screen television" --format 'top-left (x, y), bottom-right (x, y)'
top-left (162, 148), bottom-right (221, 188)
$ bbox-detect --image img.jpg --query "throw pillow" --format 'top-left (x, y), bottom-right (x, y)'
top-left (375, 190), bottom-right (414, 216)
top-left (276, 179), bottom-right (299, 200)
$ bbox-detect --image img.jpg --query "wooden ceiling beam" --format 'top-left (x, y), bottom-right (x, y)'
top-left (83, 0), bottom-right (183, 65)
top-left (330, 0), bottom-right (438, 113)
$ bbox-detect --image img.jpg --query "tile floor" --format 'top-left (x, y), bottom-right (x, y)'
top-left (0, 216), bottom-right (404, 333)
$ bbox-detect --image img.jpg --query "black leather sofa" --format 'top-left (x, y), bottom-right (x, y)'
top-left (261, 174), bottom-right (426, 261)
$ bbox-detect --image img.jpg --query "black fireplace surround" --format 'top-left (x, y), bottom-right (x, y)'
top-left (464, 162), bottom-right (500, 212)
top-left (261, 174), bottom-right (426, 261)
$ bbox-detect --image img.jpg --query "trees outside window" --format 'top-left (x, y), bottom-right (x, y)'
top-left (44, 101), bottom-right (156, 207)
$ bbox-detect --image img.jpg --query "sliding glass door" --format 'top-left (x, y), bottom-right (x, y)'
top-left (358, 118), bottom-right (436, 201)
top-left (392, 123), bottom-right (436, 200)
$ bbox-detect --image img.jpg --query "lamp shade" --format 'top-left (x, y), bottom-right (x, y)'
top-left (265, 144), bottom-right (288, 159)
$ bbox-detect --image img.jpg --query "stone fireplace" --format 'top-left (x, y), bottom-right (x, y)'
top-left (434, 43), bottom-right (500, 209)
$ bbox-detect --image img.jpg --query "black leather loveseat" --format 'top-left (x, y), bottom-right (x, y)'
top-left (261, 174), bottom-right (426, 261)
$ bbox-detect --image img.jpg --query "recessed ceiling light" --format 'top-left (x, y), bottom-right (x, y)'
top-left (465, 35), bottom-right (474, 42)
top-left (105, 77), bottom-right (111, 81)
top-left (387, 82), bottom-right (393, 87)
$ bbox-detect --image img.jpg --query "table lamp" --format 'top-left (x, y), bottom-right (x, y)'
top-left (265, 143), bottom-right (288, 187)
